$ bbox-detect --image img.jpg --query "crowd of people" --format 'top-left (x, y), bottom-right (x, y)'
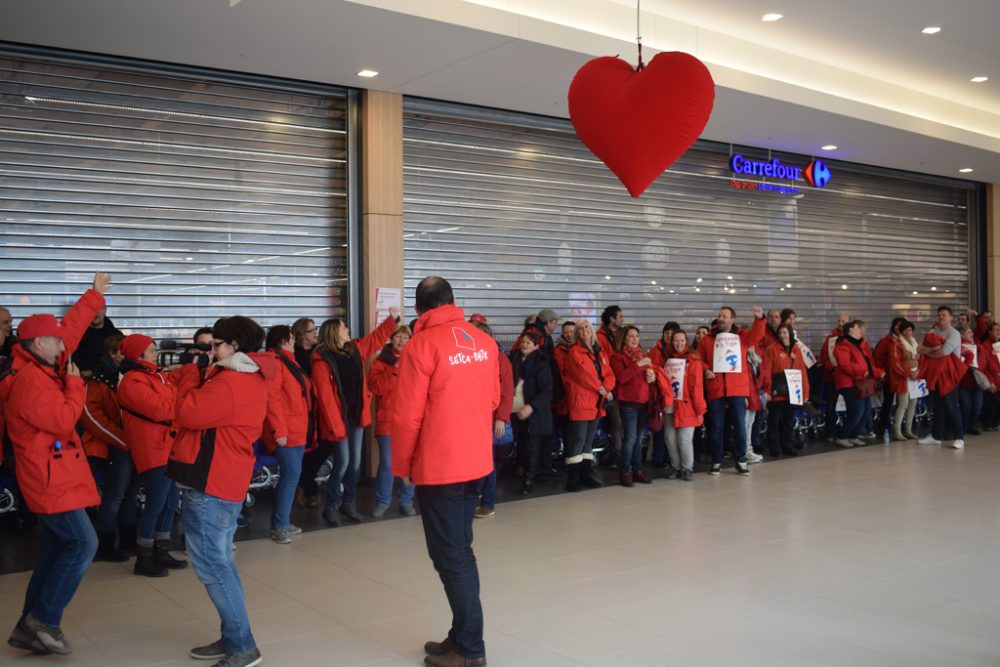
top-left (1, 273), bottom-right (996, 667)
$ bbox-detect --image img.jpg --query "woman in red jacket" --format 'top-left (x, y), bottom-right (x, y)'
top-left (833, 320), bottom-right (884, 448)
top-left (662, 330), bottom-right (706, 481)
top-left (980, 323), bottom-right (1000, 430)
top-left (117, 334), bottom-right (186, 577)
top-left (562, 319), bottom-right (615, 491)
top-left (368, 324), bottom-right (416, 517)
top-left (889, 320), bottom-right (920, 440)
top-left (611, 326), bottom-right (654, 487)
top-left (262, 325), bottom-right (313, 544)
top-left (312, 309), bottom-right (399, 527)
top-left (647, 322), bottom-right (679, 468)
top-left (761, 324), bottom-right (810, 458)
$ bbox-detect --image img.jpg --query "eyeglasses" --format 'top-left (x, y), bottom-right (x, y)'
top-left (305, 328), bottom-right (317, 334)
top-left (211, 341), bottom-right (228, 348)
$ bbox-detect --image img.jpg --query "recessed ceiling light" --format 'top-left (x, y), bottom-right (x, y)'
top-left (762, 13), bottom-right (783, 22)
top-left (921, 26), bottom-right (941, 34)
top-left (356, 69), bottom-right (379, 78)
top-left (959, 168), bottom-right (974, 173)
top-left (971, 76), bottom-right (989, 83)
top-left (821, 144), bottom-right (838, 151)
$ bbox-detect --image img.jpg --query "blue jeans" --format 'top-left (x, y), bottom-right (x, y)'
top-left (837, 389), bottom-right (867, 439)
top-left (417, 480), bottom-right (486, 660)
top-left (324, 424), bottom-right (363, 509)
top-left (138, 465), bottom-right (180, 545)
top-left (22, 509), bottom-right (97, 626)
top-left (375, 435), bottom-right (415, 509)
top-left (182, 489), bottom-right (256, 654)
top-left (94, 447), bottom-right (139, 534)
top-left (272, 445), bottom-right (305, 530)
top-left (619, 404), bottom-right (647, 472)
top-left (707, 396), bottom-right (747, 464)
top-left (959, 386), bottom-right (983, 432)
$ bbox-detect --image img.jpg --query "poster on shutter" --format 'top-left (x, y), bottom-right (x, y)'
top-left (963, 343), bottom-right (978, 369)
top-left (796, 340), bottom-right (816, 369)
top-left (665, 358), bottom-right (686, 400)
top-left (908, 378), bottom-right (929, 399)
top-left (784, 369), bottom-right (804, 405)
top-left (713, 333), bottom-right (742, 373)
top-left (373, 287), bottom-right (401, 336)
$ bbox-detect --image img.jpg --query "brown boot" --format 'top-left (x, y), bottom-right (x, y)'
top-left (619, 472), bottom-right (634, 487)
top-left (634, 469), bottom-right (653, 484)
top-left (294, 487), bottom-right (306, 507)
top-left (424, 649), bottom-right (487, 667)
top-left (424, 637), bottom-right (454, 656)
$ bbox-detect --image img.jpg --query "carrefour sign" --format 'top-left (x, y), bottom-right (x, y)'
top-left (729, 154), bottom-right (832, 189)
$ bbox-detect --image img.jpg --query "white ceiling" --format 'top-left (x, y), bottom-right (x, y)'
top-left (1, 0), bottom-right (997, 183)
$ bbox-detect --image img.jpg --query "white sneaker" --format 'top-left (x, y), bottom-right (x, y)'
top-left (746, 452), bottom-right (764, 464)
top-left (850, 438), bottom-right (867, 446)
top-left (917, 435), bottom-right (942, 445)
top-left (947, 439), bottom-right (965, 449)
top-left (835, 438), bottom-right (855, 448)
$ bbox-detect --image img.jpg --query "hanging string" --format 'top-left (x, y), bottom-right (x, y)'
top-left (636, 0), bottom-right (645, 71)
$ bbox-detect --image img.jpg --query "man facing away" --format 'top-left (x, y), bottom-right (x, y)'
top-left (392, 276), bottom-right (500, 667)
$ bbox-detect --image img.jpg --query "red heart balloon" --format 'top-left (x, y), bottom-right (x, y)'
top-left (568, 52), bottom-right (715, 197)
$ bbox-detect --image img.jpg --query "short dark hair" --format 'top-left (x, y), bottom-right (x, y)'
top-left (662, 321), bottom-right (679, 334)
top-left (842, 319), bottom-right (866, 336)
top-left (561, 321), bottom-right (575, 332)
top-left (265, 325), bottom-right (292, 351)
top-left (415, 276), bottom-right (454, 314)
top-left (776, 323), bottom-right (795, 341)
top-left (780, 308), bottom-right (796, 322)
top-left (104, 333), bottom-right (124, 356)
top-left (937, 306), bottom-right (953, 315)
top-left (600, 305), bottom-right (621, 326)
top-left (193, 327), bottom-right (213, 342)
top-left (213, 316), bottom-right (265, 353)
top-left (900, 320), bottom-right (915, 333)
top-left (720, 306), bottom-right (736, 319)
top-left (890, 317), bottom-right (906, 334)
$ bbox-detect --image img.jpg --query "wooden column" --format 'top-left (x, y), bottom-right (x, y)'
top-left (360, 90), bottom-right (404, 479)
top-left (988, 184), bottom-right (1000, 314)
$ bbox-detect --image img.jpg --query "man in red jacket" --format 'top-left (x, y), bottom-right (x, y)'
top-left (820, 313), bottom-right (852, 440)
top-left (392, 277), bottom-right (499, 667)
top-left (2, 272), bottom-right (111, 656)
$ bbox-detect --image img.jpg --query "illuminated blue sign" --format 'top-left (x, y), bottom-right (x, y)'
top-left (729, 154), bottom-right (831, 189)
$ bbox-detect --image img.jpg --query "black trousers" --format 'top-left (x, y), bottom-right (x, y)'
top-left (416, 480), bottom-right (486, 660)
top-left (766, 401), bottom-right (796, 456)
top-left (877, 381), bottom-right (895, 431)
top-left (513, 418), bottom-right (541, 480)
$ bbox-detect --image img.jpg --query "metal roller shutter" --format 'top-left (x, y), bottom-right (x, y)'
top-left (403, 98), bottom-right (975, 351)
top-left (0, 48), bottom-right (350, 340)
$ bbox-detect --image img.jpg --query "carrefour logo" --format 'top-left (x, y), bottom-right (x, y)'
top-left (804, 159), bottom-right (831, 188)
top-left (729, 154), bottom-right (832, 188)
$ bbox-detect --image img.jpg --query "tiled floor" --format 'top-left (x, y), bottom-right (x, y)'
top-left (4, 439), bottom-right (1000, 666)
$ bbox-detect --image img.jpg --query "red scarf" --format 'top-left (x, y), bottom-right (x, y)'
top-left (622, 344), bottom-right (645, 362)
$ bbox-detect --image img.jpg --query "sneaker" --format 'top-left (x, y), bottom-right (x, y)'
top-left (682, 469), bottom-right (694, 482)
top-left (860, 432), bottom-right (877, 441)
top-left (22, 614), bottom-right (71, 655)
top-left (190, 638), bottom-right (227, 660)
top-left (399, 504), bottom-right (417, 516)
top-left (947, 439), bottom-right (965, 449)
top-left (918, 435), bottom-right (943, 446)
top-left (372, 505), bottom-right (388, 518)
top-left (8, 620), bottom-right (48, 654)
top-left (212, 647), bottom-right (262, 667)
top-left (474, 507), bottom-right (495, 519)
top-left (270, 528), bottom-right (293, 544)
top-left (835, 438), bottom-right (855, 448)
top-left (339, 503), bottom-right (363, 523)
top-left (236, 515), bottom-right (250, 529)
top-left (709, 463), bottom-right (722, 476)
top-left (736, 461), bottom-right (750, 476)
top-left (322, 506), bottom-right (341, 527)
top-left (850, 438), bottom-right (867, 446)
top-left (286, 524), bottom-right (302, 536)
top-left (663, 464), bottom-right (679, 480)
top-left (746, 452), bottom-right (764, 464)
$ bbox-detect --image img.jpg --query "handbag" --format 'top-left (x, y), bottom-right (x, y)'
top-left (770, 372), bottom-right (789, 397)
top-left (854, 377), bottom-right (876, 399)
top-left (647, 383), bottom-right (665, 433)
top-left (973, 368), bottom-right (993, 391)
top-left (493, 421), bottom-right (513, 447)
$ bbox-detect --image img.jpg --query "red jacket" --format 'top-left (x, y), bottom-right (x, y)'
top-left (886, 338), bottom-right (916, 394)
top-left (874, 333), bottom-right (895, 374)
top-left (117, 360), bottom-right (179, 474)
top-left (552, 343), bottom-right (572, 415)
top-left (263, 348), bottom-right (313, 450)
top-left (80, 375), bottom-right (127, 460)
top-left (596, 326), bottom-right (617, 360)
top-left (665, 350), bottom-right (707, 428)
top-left (563, 342), bottom-right (616, 421)
top-left (390, 305), bottom-right (500, 485)
top-left (610, 350), bottom-right (651, 405)
top-left (697, 318), bottom-right (766, 401)
top-left (819, 327), bottom-right (842, 372)
top-left (833, 337), bottom-right (884, 390)
top-left (311, 316), bottom-right (397, 442)
top-left (760, 325), bottom-right (780, 352)
top-left (167, 352), bottom-right (275, 502)
top-left (369, 345), bottom-right (402, 437)
top-left (647, 339), bottom-right (670, 370)
top-left (761, 343), bottom-right (811, 403)
top-left (497, 350), bottom-right (514, 423)
top-left (0, 289), bottom-right (104, 514)
top-left (980, 340), bottom-right (1000, 389)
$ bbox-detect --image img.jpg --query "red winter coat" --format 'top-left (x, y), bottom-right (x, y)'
top-left (874, 333), bottom-right (896, 375)
top-left (665, 350), bottom-right (707, 428)
top-left (596, 326), bottom-right (617, 359)
top-left (552, 343), bottom-right (572, 415)
top-left (647, 339), bottom-right (671, 370)
top-left (311, 316), bottom-right (398, 442)
top-left (761, 343), bottom-right (811, 403)
top-left (167, 352), bottom-right (276, 502)
top-left (697, 318), bottom-right (766, 401)
top-left (118, 360), bottom-right (179, 474)
top-left (390, 304), bottom-right (500, 485)
top-left (0, 289), bottom-right (105, 514)
top-left (263, 348), bottom-right (313, 451)
top-left (819, 327), bottom-right (842, 372)
top-left (80, 375), bottom-right (127, 460)
top-left (886, 338), bottom-right (916, 394)
top-left (980, 340), bottom-right (1000, 389)
top-left (833, 337), bottom-right (884, 390)
top-left (496, 350), bottom-right (514, 423)
top-left (369, 345), bottom-right (402, 437)
top-left (610, 350), bottom-right (651, 405)
top-left (917, 333), bottom-right (966, 396)
top-left (563, 342), bottom-right (616, 421)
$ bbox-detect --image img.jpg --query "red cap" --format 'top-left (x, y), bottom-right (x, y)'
top-left (17, 314), bottom-right (64, 340)
top-left (469, 313), bottom-right (488, 324)
top-left (120, 334), bottom-right (155, 361)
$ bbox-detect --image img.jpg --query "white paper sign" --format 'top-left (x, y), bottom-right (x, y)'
top-left (713, 333), bottom-right (743, 374)
top-left (784, 369), bottom-right (804, 405)
top-left (373, 287), bottom-right (402, 330)
top-left (908, 377), bottom-right (929, 399)
top-left (796, 341), bottom-right (816, 369)
top-left (993, 342), bottom-right (1000, 364)
top-left (665, 358), bottom-right (686, 400)
top-left (835, 394), bottom-right (846, 412)
top-left (963, 343), bottom-right (978, 369)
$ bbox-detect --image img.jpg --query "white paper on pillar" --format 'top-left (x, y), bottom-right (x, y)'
top-left (784, 369), bottom-right (804, 405)
top-left (665, 358), bottom-right (686, 400)
top-left (796, 341), bottom-right (816, 369)
top-left (713, 333), bottom-right (743, 373)
top-left (908, 378), bottom-right (929, 399)
top-left (835, 394), bottom-right (846, 412)
top-left (963, 343), bottom-right (978, 368)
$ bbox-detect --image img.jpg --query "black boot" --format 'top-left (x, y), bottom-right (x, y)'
top-left (134, 545), bottom-right (168, 577)
top-left (519, 477), bottom-right (534, 496)
top-left (95, 531), bottom-right (129, 563)
top-left (566, 463), bottom-right (581, 492)
top-left (154, 540), bottom-right (188, 570)
top-left (580, 460), bottom-right (602, 489)
top-left (118, 524), bottom-right (137, 556)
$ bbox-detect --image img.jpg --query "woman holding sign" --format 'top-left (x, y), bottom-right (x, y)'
top-left (761, 324), bottom-right (810, 458)
top-left (663, 330), bottom-right (707, 481)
